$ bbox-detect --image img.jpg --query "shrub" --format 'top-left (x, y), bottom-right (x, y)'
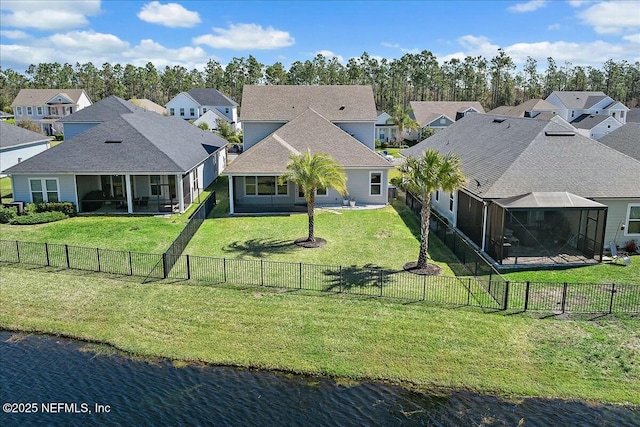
top-left (9, 211), bottom-right (67, 225)
top-left (33, 201), bottom-right (77, 217)
top-left (0, 205), bottom-right (17, 223)
top-left (54, 134), bottom-right (64, 141)
top-left (624, 240), bottom-right (638, 254)
top-left (390, 176), bottom-right (404, 188)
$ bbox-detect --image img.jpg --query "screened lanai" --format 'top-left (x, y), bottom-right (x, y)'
top-left (485, 192), bottom-right (607, 266)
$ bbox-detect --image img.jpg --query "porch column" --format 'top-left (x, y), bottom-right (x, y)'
top-left (228, 176), bottom-right (235, 215)
top-left (125, 174), bottom-right (133, 214)
top-left (481, 202), bottom-right (488, 253)
top-left (177, 174), bottom-right (184, 213)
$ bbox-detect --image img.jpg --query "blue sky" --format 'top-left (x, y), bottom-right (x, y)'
top-left (1, 1), bottom-right (638, 73)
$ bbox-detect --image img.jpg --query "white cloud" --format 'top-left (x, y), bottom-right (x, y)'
top-left (623, 33), bottom-right (640, 43)
top-left (547, 23), bottom-right (561, 31)
top-left (381, 42), bottom-right (400, 48)
top-left (194, 23), bottom-right (294, 50)
top-left (137, 1), bottom-right (200, 28)
top-left (0, 30), bottom-right (30, 39)
top-left (507, 0), bottom-right (547, 13)
top-left (0, 0), bottom-right (101, 30)
top-left (578, 1), bottom-right (640, 34)
top-left (314, 50), bottom-right (344, 63)
top-left (49, 31), bottom-right (128, 53)
top-left (568, 0), bottom-right (588, 7)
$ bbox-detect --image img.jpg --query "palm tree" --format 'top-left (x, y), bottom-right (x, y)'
top-left (399, 149), bottom-right (466, 271)
top-left (387, 105), bottom-right (419, 147)
top-left (281, 150), bottom-right (348, 245)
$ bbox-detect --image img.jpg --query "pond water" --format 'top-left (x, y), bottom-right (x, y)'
top-left (1, 331), bottom-right (638, 426)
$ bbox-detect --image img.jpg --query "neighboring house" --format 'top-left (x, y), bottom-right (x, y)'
top-left (401, 114), bottom-right (640, 267)
top-left (11, 89), bottom-right (92, 135)
top-left (599, 122), bottom-right (640, 162)
top-left (406, 101), bottom-right (485, 140)
top-left (166, 88), bottom-right (239, 130)
top-left (193, 109), bottom-right (232, 131)
top-left (224, 85), bottom-right (393, 214)
top-left (544, 91), bottom-right (628, 140)
top-left (57, 95), bottom-right (147, 141)
top-left (487, 99), bottom-right (558, 119)
top-left (128, 98), bottom-right (166, 115)
top-left (0, 122), bottom-right (51, 177)
top-left (0, 111), bottom-right (14, 121)
top-left (375, 111), bottom-right (398, 143)
top-left (5, 111), bottom-right (227, 214)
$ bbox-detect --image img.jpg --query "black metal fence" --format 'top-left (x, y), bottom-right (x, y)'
top-left (1, 239), bottom-right (638, 315)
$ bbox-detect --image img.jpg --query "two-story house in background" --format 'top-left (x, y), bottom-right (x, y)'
top-left (165, 88), bottom-right (239, 131)
top-left (544, 91), bottom-right (628, 140)
top-left (11, 89), bottom-right (92, 136)
top-left (406, 101), bottom-right (485, 140)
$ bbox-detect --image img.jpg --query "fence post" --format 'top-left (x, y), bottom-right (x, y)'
top-left (561, 282), bottom-right (568, 313)
top-left (524, 281), bottom-right (530, 312)
top-left (260, 260), bottom-right (264, 286)
top-left (15, 241), bottom-right (20, 263)
top-left (65, 244), bottom-right (70, 269)
top-left (422, 274), bottom-right (427, 301)
top-left (45, 243), bottom-right (50, 267)
top-left (223, 258), bottom-right (227, 283)
top-left (162, 253), bottom-right (168, 279)
top-left (379, 269), bottom-right (383, 297)
top-left (467, 278), bottom-right (471, 305)
top-left (129, 252), bottom-right (133, 276)
top-left (299, 263), bottom-right (303, 290)
top-left (96, 248), bottom-right (101, 272)
top-left (502, 281), bottom-right (510, 310)
top-left (186, 254), bottom-right (191, 280)
top-left (608, 283), bottom-right (616, 314)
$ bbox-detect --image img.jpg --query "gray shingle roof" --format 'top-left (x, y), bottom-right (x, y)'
top-left (598, 123), bottom-right (640, 161)
top-left (240, 85), bottom-right (377, 122)
top-left (186, 88), bottom-right (238, 107)
top-left (11, 89), bottom-right (89, 106)
top-left (128, 98), bottom-right (166, 114)
top-left (487, 99), bottom-right (558, 117)
top-left (409, 101), bottom-right (485, 126)
top-left (0, 122), bottom-right (51, 149)
top-left (548, 91), bottom-right (609, 109)
top-left (570, 114), bottom-right (609, 129)
top-left (5, 112), bottom-right (226, 174)
top-left (224, 108), bottom-right (392, 175)
top-left (401, 114), bottom-right (640, 199)
top-left (57, 96), bottom-right (146, 122)
top-left (627, 108), bottom-right (640, 123)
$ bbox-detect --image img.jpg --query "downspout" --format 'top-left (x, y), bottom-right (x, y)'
top-left (481, 201), bottom-right (488, 253)
top-left (228, 176), bottom-right (235, 215)
top-left (125, 174), bottom-right (133, 214)
top-left (177, 173), bottom-right (184, 213)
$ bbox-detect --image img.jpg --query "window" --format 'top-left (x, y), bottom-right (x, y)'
top-left (192, 168), bottom-right (199, 193)
top-left (621, 111), bottom-right (625, 119)
top-left (225, 107), bottom-right (230, 114)
top-left (370, 172), bottom-right (382, 196)
top-left (190, 108), bottom-right (195, 116)
top-left (180, 108), bottom-right (185, 116)
top-left (169, 108), bottom-right (175, 116)
top-left (626, 204), bottom-right (640, 235)
top-left (245, 176), bottom-right (287, 196)
top-left (30, 178), bottom-right (59, 203)
top-left (440, 118), bottom-right (446, 124)
top-left (27, 106), bottom-right (33, 115)
top-left (435, 190), bottom-right (439, 201)
top-left (316, 187), bottom-right (327, 196)
top-left (449, 192), bottom-right (454, 211)
top-left (16, 107), bottom-right (22, 115)
top-left (37, 106), bottom-right (43, 115)
top-left (203, 108), bottom-right (207, 113)
top-left (150, 175), bottom-right (161, 196)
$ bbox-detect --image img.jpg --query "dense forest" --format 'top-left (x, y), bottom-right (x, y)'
top-left (1, 50), bottom-right (639, 113)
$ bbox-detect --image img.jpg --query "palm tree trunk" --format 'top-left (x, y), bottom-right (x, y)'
top-left (307, 193), bottom-right (315, 242)
top-left (417, 195), bottom-right (432, 269)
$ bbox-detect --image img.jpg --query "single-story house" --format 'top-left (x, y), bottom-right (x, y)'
top-left (0, 122), bottom-right (52, 177)
top-left (5, 111), bottom-right (228, 214)
top-left (406, 101), bottom-right (485, 140)
top-left (11, 89), bottom-right (92, 135)
top-left (193, 109), bottom-right (233, 131)
top-left (402, 114), bottom-right (640, 267)
top-left (224, 85), bottom-right (393, 214)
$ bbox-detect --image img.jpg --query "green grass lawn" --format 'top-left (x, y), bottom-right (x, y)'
top-left (186, 177), bottom-right (456, 274)
top-left (1, 264), bottom-right (637, 405)
top-left (0, 176), bottom-right (12, 203)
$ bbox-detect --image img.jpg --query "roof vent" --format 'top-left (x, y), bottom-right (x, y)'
top-left (339, 105), bottom-right (346, 110)
top-left (105, 140), bottom-right (122, 143)
top-left (493, 117), bottom-right (506, 123)
top-left (545, 131), bottom-right (575, 137)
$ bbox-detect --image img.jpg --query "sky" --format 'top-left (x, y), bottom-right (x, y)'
top-left (0, 0), bottom-right (639, 73)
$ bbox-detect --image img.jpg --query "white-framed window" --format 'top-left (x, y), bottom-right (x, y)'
top-left (369, 172), bottom-right (382, 196)
top-left (439, 118), bottom-right (446, 124)
top-left (190, 108), bottom-right (195, 116)
top-left (625, 204), bottom-right (640, 235)
top-left (37, 106), bottom-right (43, 115)
top-left (16, 106), bottom-right (23, 115)
top-left (180, 108), bottom-right (185, 116)
top-left (449, 192), bottom-right (454, 211)
top-left (27, 106), bottom-right (33, 115)
top-left (30, 178), bottom-right (59, 203)
top-left (316, 187), bottom-right (327, 196)
top-left (169, 108), bottom-right (175, 116)
top-left (245, 176), bottom-right (288, 196)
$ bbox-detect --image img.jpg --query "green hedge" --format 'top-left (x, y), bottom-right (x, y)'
top-left (0, 206), bottom-right (18, 224)
top-left (9, 211), bottom-right (68, 225)
top-left (30, 202), bottom-right (77, 217)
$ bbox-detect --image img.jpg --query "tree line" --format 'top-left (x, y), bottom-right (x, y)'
top-left (1, 50), bottom-right (638, 113)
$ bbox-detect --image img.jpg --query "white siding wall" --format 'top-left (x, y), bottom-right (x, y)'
top-left (595, 198), bottom-right (640, 245)
top-left (11, 174), bottom-right (77, 205)
top-left (344, 169), bottom-right (388, 205)
top-left (77, 93), bottom-right (92, 110)
top-left (431, 190), bottom-right (456, 224)
top-left (166, 94), bottom-right (200, 119)
top-left (1, 142), bottom-right (50, 176)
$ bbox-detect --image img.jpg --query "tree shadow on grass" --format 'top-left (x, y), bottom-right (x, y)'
top-left (322, 263), bottom-right (394, 293)
top-left (222, 238), bottom-right (296, 258)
